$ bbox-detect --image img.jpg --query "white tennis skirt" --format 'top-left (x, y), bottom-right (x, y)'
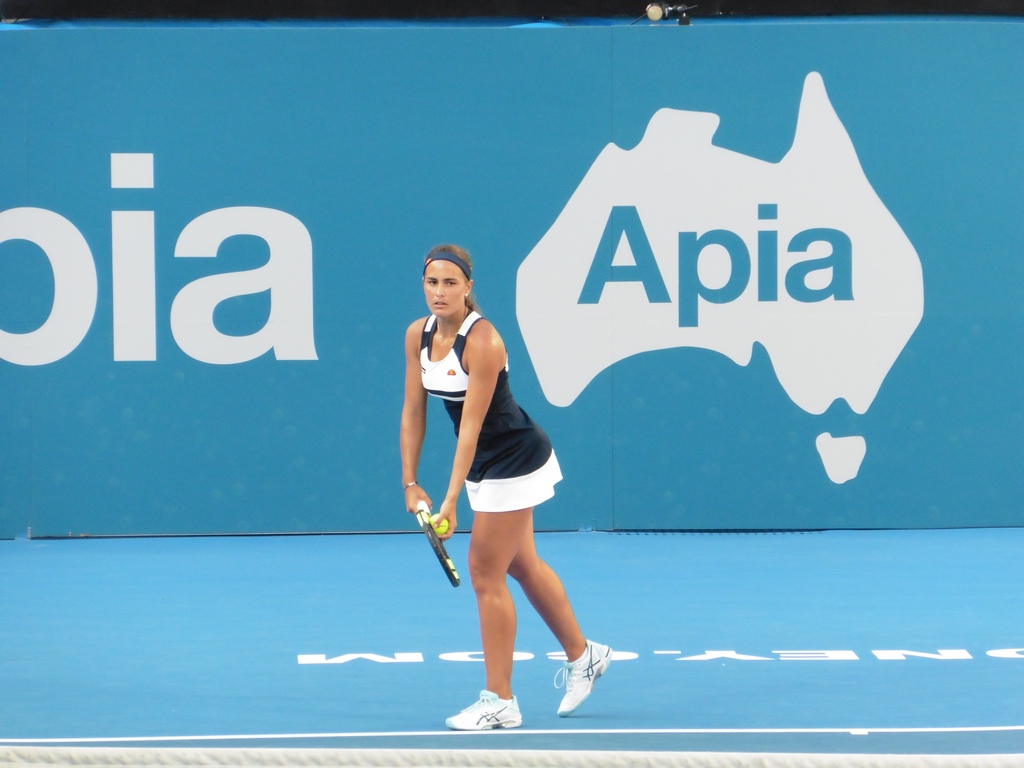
top-left (465, 451), bottom-right (563, 513)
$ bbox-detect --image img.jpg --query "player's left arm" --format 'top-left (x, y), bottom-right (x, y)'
top-left (437, 321), bottom-right (504, 536)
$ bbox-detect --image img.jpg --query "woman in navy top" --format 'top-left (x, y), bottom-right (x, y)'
top-left (400, 244), bottom-right (611, 730)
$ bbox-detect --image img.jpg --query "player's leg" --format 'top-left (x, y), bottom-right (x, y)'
top-left (508, 514), bottom-right (612, 717)
top-left (466, 508), bottom-right (534, 699)
top-left (506, 512), bottom-right (587, 662)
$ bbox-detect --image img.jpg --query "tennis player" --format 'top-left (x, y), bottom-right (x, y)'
top-left (400, 244), bottom-right (611, 730)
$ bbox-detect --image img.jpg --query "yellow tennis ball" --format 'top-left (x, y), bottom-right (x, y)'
top-left (431, 514), bottom-right (449, 535)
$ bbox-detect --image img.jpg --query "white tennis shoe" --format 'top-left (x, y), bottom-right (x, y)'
top-left (445, 690), bottom-right (523, 730)
top-left (555, 640), bottom-right (612, 716)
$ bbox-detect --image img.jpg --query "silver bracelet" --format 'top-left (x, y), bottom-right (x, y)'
top-left (403, 481), bottom-right (418, 490)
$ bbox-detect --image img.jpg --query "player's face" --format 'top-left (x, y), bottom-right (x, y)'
top-left (423, 261), bottom-right (471, 320)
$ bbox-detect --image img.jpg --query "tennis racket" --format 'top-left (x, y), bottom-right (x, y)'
top-left (415, 500), bottom-right (461, 587)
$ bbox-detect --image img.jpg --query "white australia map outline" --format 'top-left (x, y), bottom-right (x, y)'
top-left (516, 72), bottom-right (924, 483)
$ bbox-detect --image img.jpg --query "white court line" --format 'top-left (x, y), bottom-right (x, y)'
top-left (2, 725), bottom-right (1024, 744)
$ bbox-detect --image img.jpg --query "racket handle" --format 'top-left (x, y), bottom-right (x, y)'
top-left (416, 500), bottom-right (430, 514)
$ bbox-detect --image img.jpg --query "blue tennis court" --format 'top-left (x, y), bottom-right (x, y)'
top-left (1, 527), bottom-right (1022, 764)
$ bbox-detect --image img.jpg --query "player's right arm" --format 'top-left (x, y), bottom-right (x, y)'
top-left (401, 319), bottom-right (432, 514)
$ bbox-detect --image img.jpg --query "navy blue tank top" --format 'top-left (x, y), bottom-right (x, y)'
top-left (420, 313), bottom-right (552, 482)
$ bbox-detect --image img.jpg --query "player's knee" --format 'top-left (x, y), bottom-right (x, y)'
top-left (507, 553), bottom-right (543, 585)
top-left (468, 551), bottom-right (507, 591)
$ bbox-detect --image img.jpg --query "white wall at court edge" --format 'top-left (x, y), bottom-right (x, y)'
top-left (0, 19), bottom-right (1021, 536)
top-left (2, 747), bottom-right (1023, 767)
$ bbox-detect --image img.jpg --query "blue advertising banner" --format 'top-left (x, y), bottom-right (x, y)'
top-left (0, 19), bottom-right (1021, 536)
